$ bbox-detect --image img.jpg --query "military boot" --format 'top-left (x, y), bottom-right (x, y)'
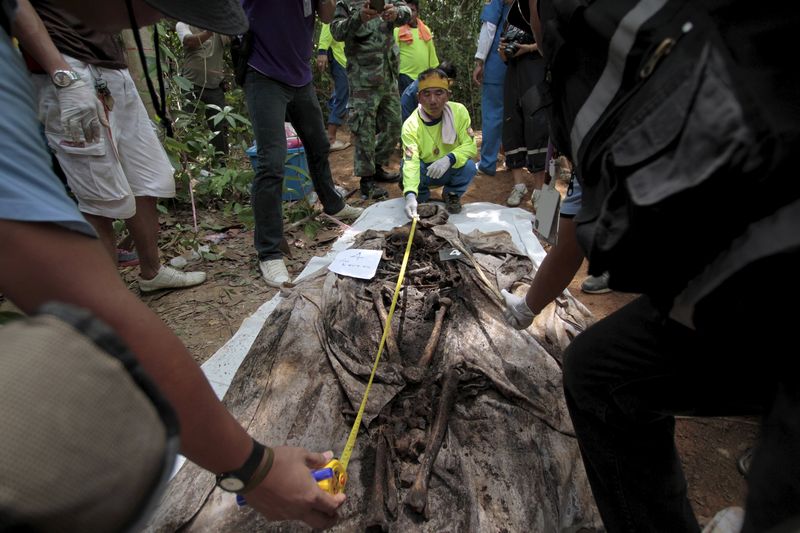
top-left (360, 179), bottom-right (388, 200)
top-left (374, 166), bottom-right (400, 183)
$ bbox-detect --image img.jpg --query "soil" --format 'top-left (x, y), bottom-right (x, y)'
top-left (124, 136), bottom-right (759, 528)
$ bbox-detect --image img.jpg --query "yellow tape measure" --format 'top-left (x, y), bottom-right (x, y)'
top-left (313, 217), bottom-right (418, 494)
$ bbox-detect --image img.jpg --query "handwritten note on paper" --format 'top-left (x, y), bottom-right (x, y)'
top-left (328, 249), bottom-right (384, 280)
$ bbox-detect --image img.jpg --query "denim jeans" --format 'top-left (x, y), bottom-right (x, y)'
top-left (563, 264), bottom-right (800, 533)
top-left (413, 160), bottom-right (476, 202)
top-left (327, 54), bottom-right (349, 126)
top-left (243, 69), bottom-right (344, 261)
top-left (398, 73), bottom-right (414, 96)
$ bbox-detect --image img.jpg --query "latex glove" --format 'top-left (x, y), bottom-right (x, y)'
top-left (426, 156), bottom-right (451, 180)
top-left (56, 78), bottom-right (107, 144)
top-left (404, 193), bottom-right (418, 219)
top-left (501, 288), bottom-right (536, 330)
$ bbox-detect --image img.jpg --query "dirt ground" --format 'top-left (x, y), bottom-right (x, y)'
top-left (125, 136), bottom-right (758, 528)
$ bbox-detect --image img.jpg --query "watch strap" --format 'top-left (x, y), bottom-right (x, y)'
top-left (240, 446), bottom-right (274, 494)
top-left (216, 439), bottom-right (265, 492)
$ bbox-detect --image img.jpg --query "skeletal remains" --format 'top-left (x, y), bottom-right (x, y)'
top-left (148, 205), bottom-right (601, 532)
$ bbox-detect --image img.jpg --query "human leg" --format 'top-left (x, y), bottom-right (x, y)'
top-left (349, 88), bottom-right (387, 199)
top-left (198, 85), bottom-right (228, 156)
top-left (563, 296), bottom-right (772, 532)
top-left (287, 83), bottom-right (346, 216)
top-left (243, 70), bottom-right (290, 263)
top-left (398, 73), bottom-right (413, 96)
top-left (373, 86), bottom-right (402, 181)
top-left (328, 57), bottom-right (349, 130)
top-left (478, 82), bottom-right (503, 174)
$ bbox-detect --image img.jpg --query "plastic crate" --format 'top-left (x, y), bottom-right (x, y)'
top-left (246, 144), bottom-right (314, 201)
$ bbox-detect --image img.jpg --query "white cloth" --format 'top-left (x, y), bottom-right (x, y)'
top-left (34, 56), bottom-right (175, 219)
top-left (475, 21), bottom-right (497, 61)
top-left (417, 103), bottom-right (457, 144)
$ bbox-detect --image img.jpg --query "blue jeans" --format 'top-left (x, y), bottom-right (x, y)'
top-left (398, 73), bottom-right (414, 96)
top-left (479, 82), bottom-right (504, 174)
top-left (327, 54), bottom-right (349, 126)
top-left (414, 160), bottom-right (476, 202)
top-left (243, 69), bottom-right (344, 261)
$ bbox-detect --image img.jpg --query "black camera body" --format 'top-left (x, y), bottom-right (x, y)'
top-left (502, 24), bottom-right (534, 57)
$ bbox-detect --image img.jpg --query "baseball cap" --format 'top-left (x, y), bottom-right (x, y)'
top-left (0, 303), bottom-right (179, 533)
top-left (144, 0), bottom-right (248, 35)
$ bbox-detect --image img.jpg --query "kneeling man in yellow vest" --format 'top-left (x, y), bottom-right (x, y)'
top-left (401, 68), bottom-right (477, 218)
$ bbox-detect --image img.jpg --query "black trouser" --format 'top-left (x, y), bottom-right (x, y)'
top-left (243, 69), bottom-right (344, 261)
top-left (563, 253), bottom-right (800, 532)
top-left (191, 84), bottom-right (228, 157)
top-left (501, 53), bottom-right (548, 172)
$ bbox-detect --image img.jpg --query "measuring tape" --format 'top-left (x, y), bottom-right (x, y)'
top-left (313, 216), bottom-right (419, 495)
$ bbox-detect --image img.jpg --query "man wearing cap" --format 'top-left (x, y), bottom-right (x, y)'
top-left (401, 68), bottom-right (477, 218)
top-left (240, 0), bottom-right (364, 288)
top-left (331, 0), bottom-right (411, 200)
top-left (1, 0), bottom-right (345, 529)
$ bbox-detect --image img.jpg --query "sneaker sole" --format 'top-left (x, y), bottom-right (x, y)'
top-left (581, 287), bottom-right (612, 295)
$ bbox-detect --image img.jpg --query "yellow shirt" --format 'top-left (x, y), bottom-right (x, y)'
top-left (393, 27), bottom-right (438, 79)
top-left (318, 24), bottom-right (346, 67)
top-left (402, 102), bottom-right (477, 195)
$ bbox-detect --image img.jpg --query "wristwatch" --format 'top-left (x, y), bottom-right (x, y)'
top-left (215, 441), bottom-right (266, 493)
top-left (51, 69), bottom-right (81, 88)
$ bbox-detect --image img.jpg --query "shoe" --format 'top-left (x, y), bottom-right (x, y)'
top-left (329, 139), bottom-right (351, 152)
top-left (701, 507), bottom-right (744, 533)
top-left (138, 265), bottom-right (206, 292)
top-left (506, 183), bottom-right (528, 207)
top-left (374, 166), bottom-right (400, 183)
top-left (360, 181), bottom-right (388, 200)
top-left (476, 163), bottom-right (496, 177)
top-left (117, 248), bottom-right (139, 267)
top-left (444, 192), bottom-right (462, 214)
top-left (332, 204), bottom-right (363, 222)
top-left (581, 272), bottom-right (611, 294)
top-left (259, 259), bottom-right (290, 288)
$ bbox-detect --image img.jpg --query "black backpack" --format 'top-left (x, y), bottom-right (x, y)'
top-left (539, 0), bottom-right (800, 302)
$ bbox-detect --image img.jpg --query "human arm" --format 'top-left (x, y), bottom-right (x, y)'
top-left (502, 217), bottom-right (585, 328)
top-left (330, 0), bottom-right (368, 40)
top-left (401, 119), bottom-right (422, 196)
top-left (176, 22), bottom-right (213, 51)
top-left (0, 221), bottom-right (345, 528)
top-left (317, 24), bottom-right (332, 70)
top-left (473, 19), bottom-right (498, 85)
top-left (12, 0), bottom-right (106, 143)
top-left (449, 103), bottom-right (478, 166)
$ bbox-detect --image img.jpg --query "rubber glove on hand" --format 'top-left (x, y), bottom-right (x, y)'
top-left (404, 193), bottom-right (418, 219)
top-left (501, 288), bottom-right (536, 330)
top-left (426, 156), bottom-right (452, 179)
top-left (57, 78), bottom-right (107, 144)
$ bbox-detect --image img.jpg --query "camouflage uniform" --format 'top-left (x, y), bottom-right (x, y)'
top-left (331, 0), bottom-right (410, 185)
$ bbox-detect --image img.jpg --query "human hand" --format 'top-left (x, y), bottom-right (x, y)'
top-left (426, 156), bottom-right (451, 179)
top-left (501, 289), bottom-right (536, 329)
top-left (381, 4), bottom-right (398, 22)
top-left (404, 193), bottom-right (418, 219)
top-left (316, 54), bottom-right (329, 72)
top-left (360, 4), bottom-right (379, 22)
top-left (472, 61), bottom-right (484, 85)
top-left (244, 447), bottom-right (345, 530)
top-left (56, 78), bottom-right (107, 144)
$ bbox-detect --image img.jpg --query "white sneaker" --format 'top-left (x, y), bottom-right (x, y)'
top-left (330, 139), bottom-right (351, 152)
top-left (332, 204), bottom-right (363, 222)
top-left (138, 265), bottom-right (206, 292)
top-left (701, 507), bottom-right (744, 533)
top-left (259, 259), bottom-right (290, 287)
top-left (507, 183), bottom-right (528, 207)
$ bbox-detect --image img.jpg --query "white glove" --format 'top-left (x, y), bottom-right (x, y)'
top-left (501, 288), bottom-right (536, 330)
top-left (404, 193), bottom-right (418, 219)
top-left (426, 155), bottom-right (452, 179)
top-left (56, 78), bottom-right (107, 144)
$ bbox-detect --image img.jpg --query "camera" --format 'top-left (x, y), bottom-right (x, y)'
top-left (501, 24), bottom-right (534, 57)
